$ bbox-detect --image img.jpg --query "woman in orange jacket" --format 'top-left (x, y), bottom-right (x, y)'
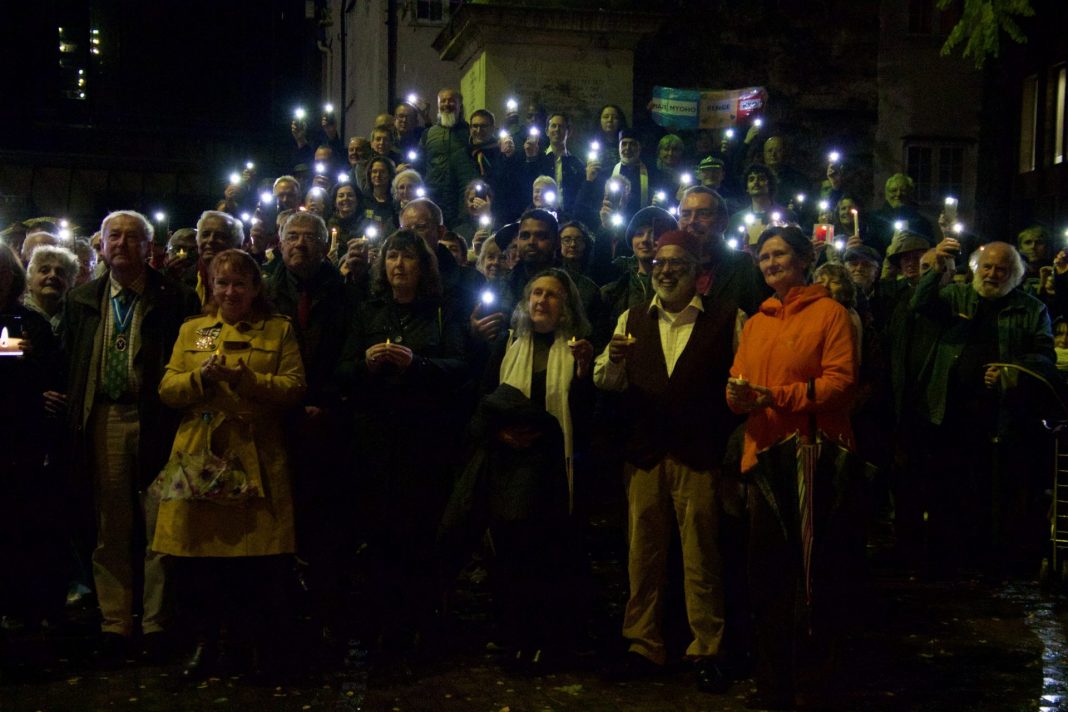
top-left (726, 225), bottom-right (857, 710)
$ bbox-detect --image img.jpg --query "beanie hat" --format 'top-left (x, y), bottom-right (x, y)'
top-left (655, 230), bottom-right (702, 259)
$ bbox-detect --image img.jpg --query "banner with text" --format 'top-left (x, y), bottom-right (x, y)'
top-left (650, 85), bottom-right (768, 130)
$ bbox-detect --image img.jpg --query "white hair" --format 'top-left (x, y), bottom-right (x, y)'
top-left (196, 210), bottom-right (244, 249)
top-left (100, 210), bottom-right (154, 245)
top-left (27, 244), bottom-right (80, 281)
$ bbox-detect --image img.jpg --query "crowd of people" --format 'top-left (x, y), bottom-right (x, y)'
top-left (1, 85), bottom-right (1065, 710)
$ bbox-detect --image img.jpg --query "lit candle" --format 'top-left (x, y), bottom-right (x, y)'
top-left (176, 248), bottom-right (188, 260)
top-left (569, 335), bottom-right (577, 345)
top-left (851, 208), bottom-right (859, 236)
top-left (0, 327), bottom-right (23, 357)
top-left (330, 227), bottom-right (338, 253)
top-left (385, 338), bottom-right (391, 346)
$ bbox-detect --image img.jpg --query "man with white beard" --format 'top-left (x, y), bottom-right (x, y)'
top-left (905, 238), bottom-right (1056, 577)
top-left (419, 87), bottom-right (479, 227)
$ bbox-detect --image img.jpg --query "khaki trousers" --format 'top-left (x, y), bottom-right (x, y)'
top-left (623, 455), bottom-right (724, 665)
top-left (90, 403), bottom-right (166, 636)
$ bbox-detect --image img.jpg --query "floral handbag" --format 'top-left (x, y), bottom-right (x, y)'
top-left (149, 410), bottom-right (264, 504)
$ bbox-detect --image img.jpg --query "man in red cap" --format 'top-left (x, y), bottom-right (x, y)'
top-left (594, 230), bottom-right (739, 694)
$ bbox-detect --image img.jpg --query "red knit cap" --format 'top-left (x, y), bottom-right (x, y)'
top-left (655, 230), bottom-right (702, 260)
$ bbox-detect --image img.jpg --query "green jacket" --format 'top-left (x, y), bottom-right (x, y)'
top-left (420, 122), bottom-right (478, 227)
top-left (910, 269), bottom-right (1055, 427)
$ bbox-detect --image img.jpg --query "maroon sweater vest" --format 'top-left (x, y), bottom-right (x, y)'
top-left (622, 298), bottom-right (739, 472)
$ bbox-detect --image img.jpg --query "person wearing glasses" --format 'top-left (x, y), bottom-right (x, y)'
top-left (678, 186), bottom-right (768, 316)
top-left (593, 230), bottom-right (738, 695)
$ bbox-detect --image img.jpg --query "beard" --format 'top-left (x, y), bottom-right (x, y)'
top-left (972, 271), bottom-right (1014, 299)
top-left (438, 111), bottom-right (457, 128)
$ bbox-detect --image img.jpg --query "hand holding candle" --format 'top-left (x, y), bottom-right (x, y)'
top-left (0, 327), bottom-right (24, 358)
top-left (608, 332), bottom-right (636, 364)
top-left (568, 336), bottom-right (593, 378)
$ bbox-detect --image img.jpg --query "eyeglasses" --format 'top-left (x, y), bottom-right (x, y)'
top-left (560, 237), bottom-right (583, 246)
top-left (678, 209), bottom-right (715, 221)
top-left (281, 231), bottom-right (320, 244)
top-left (651, 257), bottom-right (696, 271)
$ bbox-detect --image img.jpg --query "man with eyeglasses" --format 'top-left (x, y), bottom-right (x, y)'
top-left (264, 211), bottom-right (351, 640)
top-left (678, 186), bottom-right (768, 315)
top-left (467, 108), bottom-right (521, 221)
top-left (594, 229), bottom-right (737, 694)
top-left (399, 197), bottom-right (485, 316)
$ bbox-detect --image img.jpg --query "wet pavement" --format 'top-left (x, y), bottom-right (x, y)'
top-left (2, 565), bottom-right (1067, 711)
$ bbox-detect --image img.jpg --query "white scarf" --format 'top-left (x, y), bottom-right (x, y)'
top-left (612, 161), bottom-right (649, 207)
top-left (499, 330), bottom-right (576, 511)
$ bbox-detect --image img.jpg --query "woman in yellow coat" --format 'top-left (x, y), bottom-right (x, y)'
top-left (154, 249), bottom-right (306, 679)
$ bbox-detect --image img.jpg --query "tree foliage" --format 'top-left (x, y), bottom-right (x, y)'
top-left (937, 0), bottom-right (1035, 68)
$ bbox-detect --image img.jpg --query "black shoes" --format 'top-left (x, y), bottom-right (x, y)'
top-left (93, 632), bottom-right (129, 666)
top-left (602, 651), bottom-right (663, 681)
top-left (694, 657), bottom-right (730, 693)
top-left (182, 642), bottom-right (216, 680)
top-left (139, 632), bottom-right (172, 665)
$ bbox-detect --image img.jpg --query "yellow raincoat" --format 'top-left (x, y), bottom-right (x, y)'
top-left (153, 313), bottom-right (306, 557)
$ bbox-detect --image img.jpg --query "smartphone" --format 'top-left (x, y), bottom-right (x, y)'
top-left (944, 197), bottom-right (959, 223)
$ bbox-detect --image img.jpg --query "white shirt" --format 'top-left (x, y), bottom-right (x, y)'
top-left (593, 293), bottom-right (704, 392)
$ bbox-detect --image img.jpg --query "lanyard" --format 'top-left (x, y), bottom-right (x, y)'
top-left (111, 292), bottom-right (137, 334)
top-left (612, 161), bottom-right (648, 207)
